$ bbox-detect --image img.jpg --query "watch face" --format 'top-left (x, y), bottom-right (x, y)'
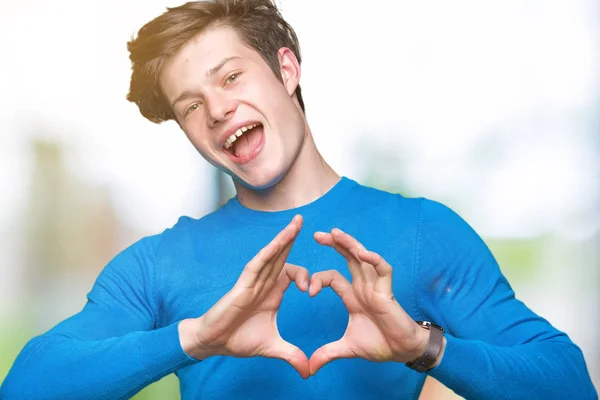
top-left (430, 322), bottom-right (444, 332)
top-left (417, 321), bottom-right (444, 332)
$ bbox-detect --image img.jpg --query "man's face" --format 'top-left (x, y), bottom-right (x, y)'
top-left (160, 26), bottom-right (306, 190)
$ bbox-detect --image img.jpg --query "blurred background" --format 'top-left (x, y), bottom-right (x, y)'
top-left (0, 0), bottom-right (598, 398)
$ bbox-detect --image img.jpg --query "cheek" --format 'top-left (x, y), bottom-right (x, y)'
top-left (264, 88), bottom-right (296, 121)
top-left (249, 75), bottom-right (290, 110)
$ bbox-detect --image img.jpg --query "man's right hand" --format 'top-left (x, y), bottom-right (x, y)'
top-left (178, 214), bottom-right (310, 378)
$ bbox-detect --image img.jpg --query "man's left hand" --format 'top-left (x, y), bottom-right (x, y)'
top-left (309, 228), bottom-right (435, 376)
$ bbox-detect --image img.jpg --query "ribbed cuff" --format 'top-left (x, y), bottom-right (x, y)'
top-left (154, 321), bottom-right (201, 368)
top-left (427, 334), bottom-right (483, 391)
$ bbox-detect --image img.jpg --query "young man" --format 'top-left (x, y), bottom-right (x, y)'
top-left (1, 0), bottom-right (596, 399)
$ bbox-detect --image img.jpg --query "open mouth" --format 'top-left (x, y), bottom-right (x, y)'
top-left (223, 123), bottom-right (264, 158)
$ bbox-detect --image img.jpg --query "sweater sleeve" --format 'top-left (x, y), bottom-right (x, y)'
top-left (0, 235), bottom-right (198, 400)
top-left (413, 199), bottom-right (597, 399)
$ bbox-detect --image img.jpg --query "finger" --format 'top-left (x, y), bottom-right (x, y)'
top-left (314, 231), bottom-right (354, 258)
top-left (348, 246), bottom-right (378, 284)
top-left (262, 337), bottom-right (310, 379)
top-left (330, 229), bottom-right (377, 283)
top-left (330, 228), bottom-right (367, 252)
top-left (314, 231), bottom-right (364, 281)
top-left (248, 227), bottom-right (289, 276)
top-left (256, 227), bottom-right (294, 283)
top-left (255, 215), bottom-right (302, 283)
top-left (357, 249), bottom-right (393, 295)
top-left (309, 339), bottom-right (354, 376)
top-left (267, 216), bottom-right (303, 282)
top-left (309, 270), bottom-right (352, 298)
top-left (239, 239), bottom-right (282, 287)
top-left (275, 263), bottom-right (309, 292)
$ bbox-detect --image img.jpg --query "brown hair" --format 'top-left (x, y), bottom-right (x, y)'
top-left (126, 0), bottom-right (305, 124)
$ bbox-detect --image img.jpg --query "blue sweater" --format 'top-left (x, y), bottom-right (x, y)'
top-left (1, 177), bottom-right (596, 399)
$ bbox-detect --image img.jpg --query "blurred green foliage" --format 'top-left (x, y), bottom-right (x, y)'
top-left (132, 374), bottom-right (180, 399)
top-left (487, 238), bottom-right (543, 282)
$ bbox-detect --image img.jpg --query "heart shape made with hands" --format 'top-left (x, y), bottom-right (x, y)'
top-left (274, 227), bottom-right (429, 378)
top-left (191, 216), bottom-right (431, 381)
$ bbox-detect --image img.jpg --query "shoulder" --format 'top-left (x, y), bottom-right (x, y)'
top-left (418, 198), bottom-right (467, 229)
top-left (346, 179), bottom-right (475, 234)
top-left (416, 198), bottom-right (484, 246)
top-left (153, 206), bottom-right (230, 247)
top-left (106, 205), bottom-right (228, 272)
top-left (347, 179), bottom-right (424, 218)
top-left (413, 198), bottom-right (497, 282)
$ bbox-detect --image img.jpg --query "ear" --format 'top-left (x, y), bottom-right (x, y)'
top-left (277, 47), bottom-right (301, 96)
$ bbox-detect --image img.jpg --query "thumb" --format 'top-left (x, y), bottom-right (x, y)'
top-left (274, 263), bottom-right (309, 293)
top-left (262, 337), bottom-right (310, 379)
top-left (309, 339), bottom-right (353, 376)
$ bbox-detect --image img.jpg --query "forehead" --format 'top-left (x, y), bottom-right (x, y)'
top-left (182, 25), bottom-right (251, 61)
top-left (160, 26), bottom-right (259, 96)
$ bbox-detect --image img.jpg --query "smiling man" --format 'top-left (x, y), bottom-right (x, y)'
top-left (1, 1), bottom-right (597, 399)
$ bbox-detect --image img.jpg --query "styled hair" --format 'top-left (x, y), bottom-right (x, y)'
top-left (126, 0), bottom-right (304, 123)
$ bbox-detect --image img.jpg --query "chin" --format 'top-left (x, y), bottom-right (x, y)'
top-left (235, 174), bottom-right (281, 191)
top-left (232, 165), bottom-right (288, 191)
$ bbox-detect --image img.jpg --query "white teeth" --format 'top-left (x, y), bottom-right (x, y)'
top-left (224, 124), bottom-right (259, 149)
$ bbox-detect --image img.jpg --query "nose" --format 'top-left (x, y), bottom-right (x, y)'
top-left (206, 91), bottom-right (237, 127)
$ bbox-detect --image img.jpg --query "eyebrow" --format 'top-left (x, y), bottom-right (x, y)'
top-left (170, 56), bottom-right (242, 109)
top-left (206, 56), bottom-right (241, 78)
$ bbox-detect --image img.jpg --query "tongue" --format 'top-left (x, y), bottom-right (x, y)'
top-left (234, 126), bottom-right (262, 158)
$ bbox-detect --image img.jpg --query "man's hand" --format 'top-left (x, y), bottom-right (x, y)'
top-left (308, 228), bottom-right (435, 376)
top-left (178, 214), bottom-right (310, 378)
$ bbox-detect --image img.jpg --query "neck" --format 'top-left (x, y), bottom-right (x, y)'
top-left (233, 126), bottom-right (340, 212)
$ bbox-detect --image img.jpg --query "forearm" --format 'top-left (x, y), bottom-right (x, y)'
top-left (428, 335), bottom-right (597, 399)
top-left (414, 200), bottom-right (596, 398)
top-left (0, 322), bottom-right (197, 400)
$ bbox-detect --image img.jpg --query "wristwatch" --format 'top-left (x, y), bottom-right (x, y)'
top-left (405, 321), bottom-right (445, 373)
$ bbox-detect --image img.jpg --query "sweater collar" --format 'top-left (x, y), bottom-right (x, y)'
top-left (223, 176), bottom-right (358, 225)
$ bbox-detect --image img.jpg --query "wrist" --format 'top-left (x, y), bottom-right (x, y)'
top-left (405, 321), bottom-right (446, 372)
top-left (178, 317), bottom-right (210, 361)
top-left (409, 322), bottom-right (431, 360)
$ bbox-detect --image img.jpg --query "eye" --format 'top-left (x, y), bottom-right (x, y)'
top-left (184, 103), bottom-right (201, 117)
top-left (225, 73), bottom-right (240, 85)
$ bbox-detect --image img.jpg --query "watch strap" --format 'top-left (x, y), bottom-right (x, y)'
top-left (405, 321), bottom-right (445, 373)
